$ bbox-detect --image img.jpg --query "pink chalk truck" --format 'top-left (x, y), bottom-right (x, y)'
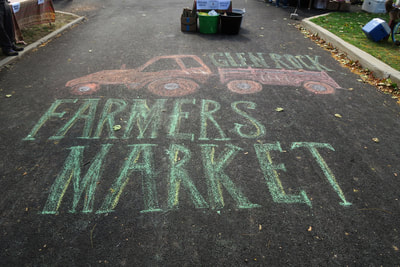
top-left (66, 55), bottom-right (213, 97)
top-left (65, 55), bottom-right (341, 96)
top-left (219, 67), bottom-right (340, 94)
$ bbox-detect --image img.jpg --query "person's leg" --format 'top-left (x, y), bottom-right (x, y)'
top-left (0, 3), bottom-right (13, 52)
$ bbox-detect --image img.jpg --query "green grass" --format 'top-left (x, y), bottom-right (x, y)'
top-left (310, 11), bottom-right (400, 71)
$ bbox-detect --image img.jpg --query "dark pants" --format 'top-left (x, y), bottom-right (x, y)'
top-left (0, 2), bottom-right (15, 50)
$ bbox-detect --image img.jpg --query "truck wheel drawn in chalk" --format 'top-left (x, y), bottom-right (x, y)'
top-left (66, 55), bottom-right (341, 96)
top-left (219, 67), bottom-right (339, 95)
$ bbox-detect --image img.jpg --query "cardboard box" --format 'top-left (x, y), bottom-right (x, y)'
top-left (362, 18), bottom-right (390, 41)
top-left (326, 1), bottom-right (340, 10)
top-left (181, 16), bottom-right (197, 32)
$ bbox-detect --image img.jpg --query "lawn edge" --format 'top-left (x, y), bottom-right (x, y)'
top-left (0, 11), bottom-right (85, 70)
top-left (301, 13), bottom-right (400, 85)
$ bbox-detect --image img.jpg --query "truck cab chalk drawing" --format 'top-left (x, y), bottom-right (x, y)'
top-left (66, 55), bottom-right (341, 96)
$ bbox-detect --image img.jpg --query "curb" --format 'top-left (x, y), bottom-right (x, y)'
top-left (301, 14), bottom-right (400, 85)
top-left (0, 11), bottom-right (85, 69)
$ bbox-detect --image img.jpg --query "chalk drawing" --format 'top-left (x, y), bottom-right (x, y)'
top-left (167, 144), bottom-right (209, 209)
top-left (123, 99), bottom-right (166, 139)
top-left (39, 142), bottom-right (351, 214)
top-left (66, 55), bottom-right (212, 97)
top-left (226, 80), bottom-right (262, 94)
top-left (199, 100), bottom-right (230, 141)
top-left (208, 52), bottom-right (333, 71)
top-left (231, 101), bottom-right (266, 139)
top-left (219, 67), bottom-right (340, 94)
top-left (42, 144), bottom-right (112, 214)
top-left (97, 144), bottom-right (162, 214)
top-left (47, 99), bottom-right (99, 140)
top-left (65, 53), bottom-right (340, 97)
top-left (254, 142), bottom-right (311, 207)
top-left (23, 99), bottom-right (78, 141)
top-left (291, 142), bottom-right (351, 206)
top-left (200, 144), bottom-right (261, 209)
top-left (70, 83), bottom-right (100, 95)
top-left (148, 78), bottom-right (199, 97)
top-left (168, 99), bottom-right (196, 141)
top-left (93, 98), bottom-right (127, 139)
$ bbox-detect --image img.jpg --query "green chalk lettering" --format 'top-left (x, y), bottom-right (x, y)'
top-left (49, 99), bottom-right (99, 140)
top-left (304, 55), bottom-right (333, 71)
top-left (199, 99), bottom-right (230, 141)
top-left (98, 144), bottom-right (162, 214)
top-left (200, 144), bottom-right (260, 209)
top-left (123, 99), bottom-right (166, 139)
top-left (225, 52), bottom-right (239, 67)
top-left (168, 99), bottom-right (195, 141)
top-left (248, 52), bottom-right (269, 68)
top-left (291, 142), bottom-right (351, 206)
top-left (93, 98), bottom-right (127, 139)
top-left (269, 53), bottom-right (293, 69)
top-left (167, 144), bottom-right (208, 209)
top-left (209, 52), bottom-right (229, 67)
top-left (254, 142), bottom-right (311, 207)
top-left (23, 99), bottom-right (78, 141)
top-left (235, 53), bottom-right (248, 67)
top-left (284, 54), bottom-right (303, 69)
top-left (231, 101), bottom-right (265, 139)
top-left (294, 55), bottom-right (316, 70)
top-left (42, 144), bottom-right (112, 214)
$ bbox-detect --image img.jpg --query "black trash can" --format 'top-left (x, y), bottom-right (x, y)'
top-left (220, 12), bottom-right (243, 34)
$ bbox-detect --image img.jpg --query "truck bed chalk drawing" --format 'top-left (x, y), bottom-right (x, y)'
top-left (66, 55), bottom-right (341, 96)
top-left (219, 67), bottom-right (339, 94)
top-left (66, 55), bottom-right (212, 97)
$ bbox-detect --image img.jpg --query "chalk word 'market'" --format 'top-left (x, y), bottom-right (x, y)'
top-left (41, 142), bottom-right (352, 215)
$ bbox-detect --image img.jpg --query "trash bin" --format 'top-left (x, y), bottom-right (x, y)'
top-left (220, 12), bottom-right (243, 34)
top-left (232, 8), bottom-right (245, 27)
top-left (198, 13), bottom-right (220, 34)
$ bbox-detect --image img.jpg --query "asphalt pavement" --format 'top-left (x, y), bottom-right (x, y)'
top-left (1, 0), bottom-right (400, 265)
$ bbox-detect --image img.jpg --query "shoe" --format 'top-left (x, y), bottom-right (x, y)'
top-left (3, 49), bottom-right (19, 56)
top-left (12, 45), bottom-right (24, 52)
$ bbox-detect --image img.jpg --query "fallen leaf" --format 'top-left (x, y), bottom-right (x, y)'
top-left (259, 224), bottom-right (262, 231)
top-left (348, 88), bottom-right (354, 91)
top-left (334, 113), bottom-right (342, 118)
top-left (5, 94), bottom-right (12, 98)
top-left (113, 125), bottom-right (121, 131)
top-left (307, 226), bottom-right (312, 232)
top-left (275, 107), bottom-right (284, 112)
top-left (372, 137), bottom-right (379, 143)
top-left (393, 245), bottom-right (399, 251)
